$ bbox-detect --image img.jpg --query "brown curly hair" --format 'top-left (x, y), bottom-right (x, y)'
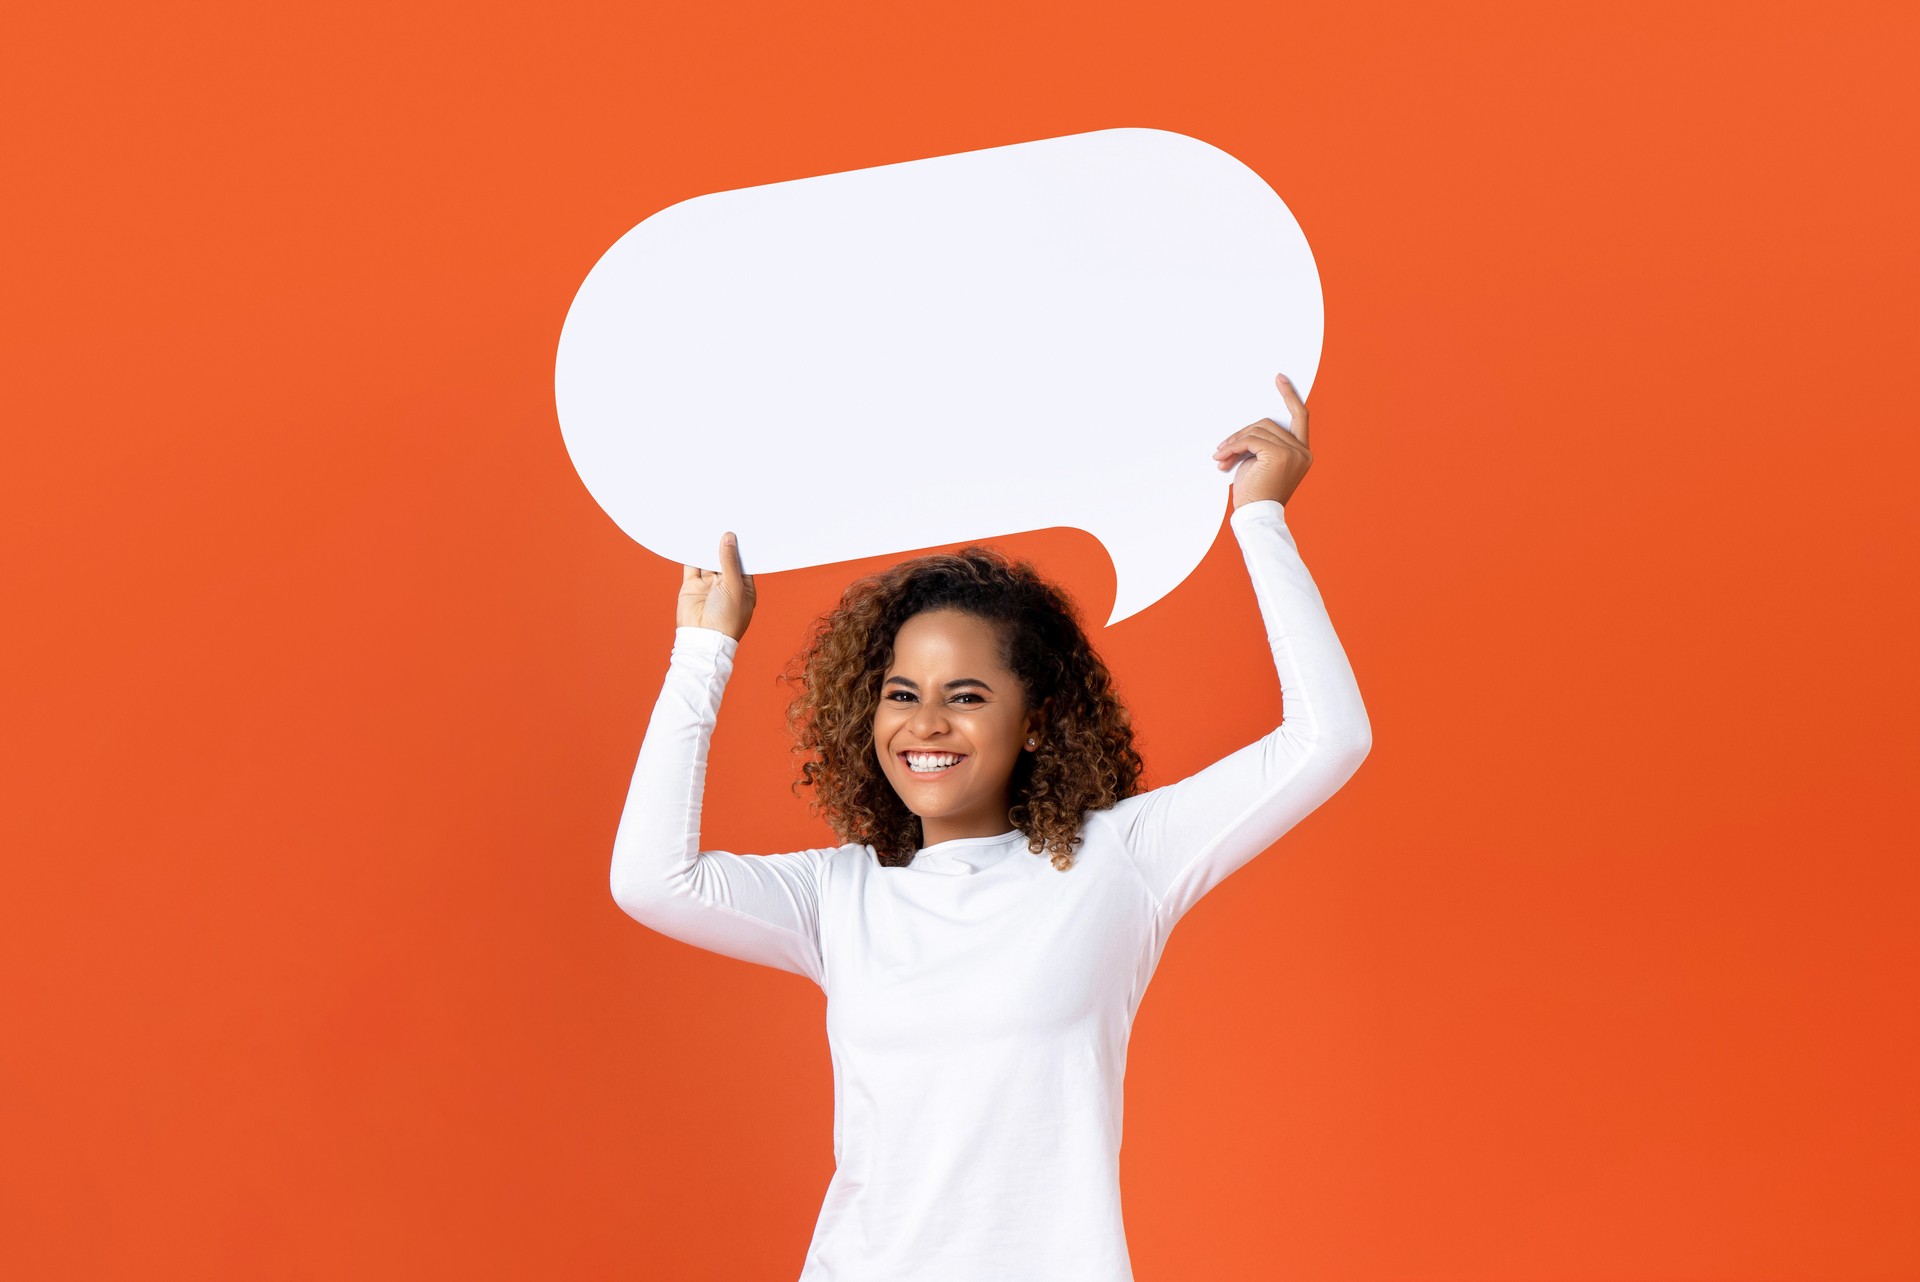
top-left (780, 544), bottom-right (1145, 871)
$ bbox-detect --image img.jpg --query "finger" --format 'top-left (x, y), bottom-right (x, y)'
top-left (1213, 420), bottom-right (1287, 458)
top-left (719, 531), bottom-right (749, 582)
top-left (1274, 373), bottom-right (1309, 449)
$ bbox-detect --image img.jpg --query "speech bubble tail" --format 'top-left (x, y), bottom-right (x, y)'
top-left (1094, 513), bottom-right (1216, 629)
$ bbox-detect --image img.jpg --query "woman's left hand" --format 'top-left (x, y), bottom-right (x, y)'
top-left (1212, 372), bottom-right (1313, 509)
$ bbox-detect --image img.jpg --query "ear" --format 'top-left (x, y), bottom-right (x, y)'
top-left (1025, 696), bottom-right (1052, 741)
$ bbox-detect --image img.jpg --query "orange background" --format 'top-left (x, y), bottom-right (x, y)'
top-left (4, 2), bottom-right (1916, 1278)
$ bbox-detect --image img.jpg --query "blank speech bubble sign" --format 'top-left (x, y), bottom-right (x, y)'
top-left (554, 126), bottom-right (1322, 626)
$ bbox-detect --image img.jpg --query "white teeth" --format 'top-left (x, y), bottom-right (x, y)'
top-left (905, 752), bottom-right (963, 773)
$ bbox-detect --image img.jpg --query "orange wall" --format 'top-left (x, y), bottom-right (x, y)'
top-left (4, 2), bottom-right (1915, 1278)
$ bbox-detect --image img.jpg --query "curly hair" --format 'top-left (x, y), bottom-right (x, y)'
top-left (780, 544), bottom-right (1145, 872)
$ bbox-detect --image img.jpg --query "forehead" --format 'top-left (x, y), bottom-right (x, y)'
top-left (885, 609), bottom-right (1008, 670)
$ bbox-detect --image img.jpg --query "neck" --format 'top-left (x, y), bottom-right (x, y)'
top-left (919, 800), bottom-right (1016, 848)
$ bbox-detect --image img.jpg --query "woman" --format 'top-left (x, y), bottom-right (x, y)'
top-left (610, 372), bottom-right (1372, 1281)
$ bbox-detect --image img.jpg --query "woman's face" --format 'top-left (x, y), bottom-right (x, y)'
top-left (874, 608), bottom-right (1044, 847)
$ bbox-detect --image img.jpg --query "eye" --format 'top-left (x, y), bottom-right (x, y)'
top-left (884, 692), bottom-right (985, 704)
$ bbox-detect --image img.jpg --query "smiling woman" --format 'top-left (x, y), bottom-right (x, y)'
top-left (886, 650), bottom-right (997, 794)
top-left (608, 373), bottom-right (1372, 1281)
top-left (784, 549), bottom-right (1145, 870)
top-left (879, 607), bottom-right (1089, 845)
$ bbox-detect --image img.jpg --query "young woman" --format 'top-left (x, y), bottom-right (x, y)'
top-left (610, 372), bottom-right (1372, 1281)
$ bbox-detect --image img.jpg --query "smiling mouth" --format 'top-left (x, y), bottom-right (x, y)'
top-left (900, 753), bottom-right (967, 777)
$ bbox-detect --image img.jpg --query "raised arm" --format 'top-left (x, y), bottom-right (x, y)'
top-left (1105, 498), bottom-right (1372, 931)
top-left (609, 623), bottom-right (828, 987)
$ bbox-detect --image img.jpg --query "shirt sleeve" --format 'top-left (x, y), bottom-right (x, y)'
top-left (608, 624), bottom-right (829, 988)
top-left (1104, 498), bottom-right (1373, 931)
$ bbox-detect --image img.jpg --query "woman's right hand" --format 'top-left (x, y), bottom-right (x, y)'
top-left (678, 531), bottom-right (756, 642)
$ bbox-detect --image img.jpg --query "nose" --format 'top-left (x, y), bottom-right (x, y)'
top-left (907, 699), bottom-right (951, 739)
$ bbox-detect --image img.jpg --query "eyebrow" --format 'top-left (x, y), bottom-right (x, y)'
top-left (883, 676), bottom-right (995, 692)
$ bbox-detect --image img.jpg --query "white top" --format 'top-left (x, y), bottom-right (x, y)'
top-left (610, 498), bottom-right (1373, 1281)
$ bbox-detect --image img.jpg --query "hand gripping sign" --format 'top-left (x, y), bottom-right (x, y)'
top-left (555, 126), bottom-right (1322, 625)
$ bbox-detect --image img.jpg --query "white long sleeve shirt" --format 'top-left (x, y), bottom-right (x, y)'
top-left (610, 498), bottom-right (1372, 1281)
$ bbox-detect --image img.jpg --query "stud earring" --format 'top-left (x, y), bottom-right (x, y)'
top-left (1026, 737), bottom-right (1037, 749)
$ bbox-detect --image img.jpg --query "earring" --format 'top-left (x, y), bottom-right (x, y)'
top-left (1026, 737), bottom-right (1037, 749)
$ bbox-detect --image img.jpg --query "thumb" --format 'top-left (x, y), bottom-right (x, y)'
top-left (720, 531), bottom-right (750, 583)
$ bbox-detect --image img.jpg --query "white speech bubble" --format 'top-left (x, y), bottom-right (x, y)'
top-left (555, 126), bottom-right (1321, 625)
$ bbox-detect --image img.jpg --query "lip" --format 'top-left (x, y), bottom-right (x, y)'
top-left (898, 751), bottom-right (967, 779)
